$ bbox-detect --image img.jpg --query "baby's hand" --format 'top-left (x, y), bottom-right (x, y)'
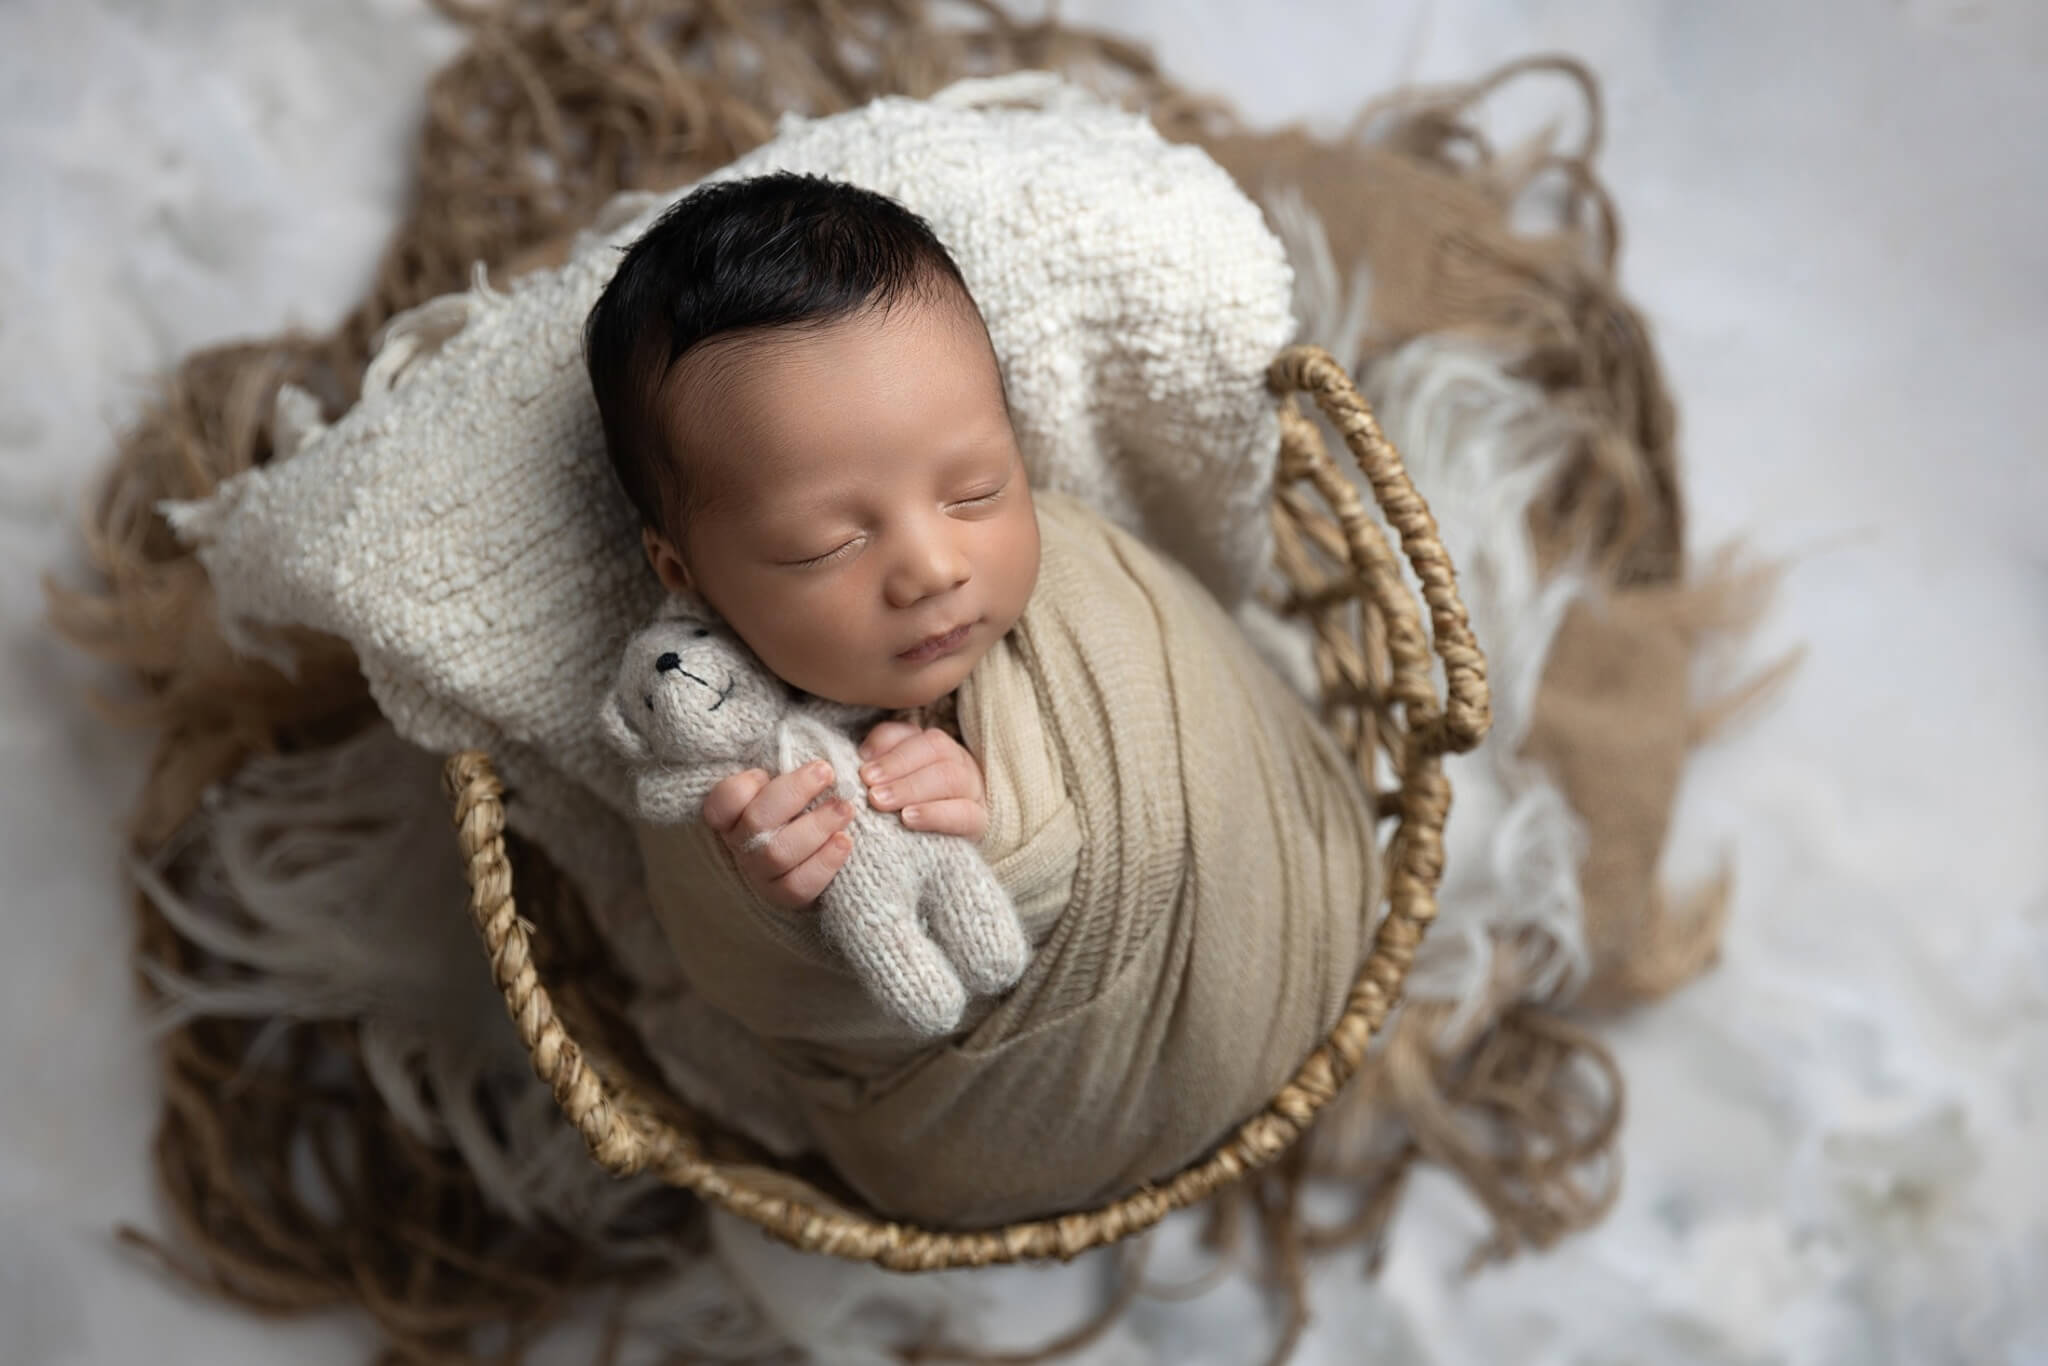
top-left (700, 761), bottom-right (856, 910)
top-left (857, 721), bottom-right (989, 844)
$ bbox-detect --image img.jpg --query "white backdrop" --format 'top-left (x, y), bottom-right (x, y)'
top-left (2, 1), bottom-right (2044, 1362)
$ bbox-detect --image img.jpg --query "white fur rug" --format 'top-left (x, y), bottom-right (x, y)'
top-left (4, 1), bottom-right (2045, 1363)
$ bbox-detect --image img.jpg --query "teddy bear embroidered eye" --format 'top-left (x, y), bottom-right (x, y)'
top-left (598, 595), bottom-right (1030, 1037)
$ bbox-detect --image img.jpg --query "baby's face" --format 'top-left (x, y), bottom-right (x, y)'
top-left (646, 293), bottom-right (1039, 711)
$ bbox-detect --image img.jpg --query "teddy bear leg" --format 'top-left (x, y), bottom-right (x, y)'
top-left (922, 849), bottom-right (1032, 998)
top-left (818, 883), bottom-right (969, 1037)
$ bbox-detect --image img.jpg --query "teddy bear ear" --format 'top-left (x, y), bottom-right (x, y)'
top-left (598, 689), bottom-right (655, 763)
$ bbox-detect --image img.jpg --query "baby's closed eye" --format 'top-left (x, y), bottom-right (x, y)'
top-left (781, 537), bottom-right (863, 569)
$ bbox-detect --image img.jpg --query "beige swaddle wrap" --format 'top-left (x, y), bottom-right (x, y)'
top-left (637, 490), bottom-right (1381, 1226)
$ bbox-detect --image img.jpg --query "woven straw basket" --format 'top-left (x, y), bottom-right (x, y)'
top-left (441, 344), bottom-right (1491, 1271)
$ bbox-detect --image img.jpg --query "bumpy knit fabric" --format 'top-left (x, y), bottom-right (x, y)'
top-left (602, 597), bottom-right (1029, 1038)
top-left (165, 73), bottom-right (1294, 909)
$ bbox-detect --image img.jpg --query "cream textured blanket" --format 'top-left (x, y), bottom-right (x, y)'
top-left (637, 491), bottom-right (1381, 1225)
top-left (163, 75), bottom-right (1294, 921)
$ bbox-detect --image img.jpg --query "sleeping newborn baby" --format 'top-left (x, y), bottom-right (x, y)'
top-left (585, 171), bottom-right (1036, 912)
top-left (586, 173), bottom-right (1383, 1227)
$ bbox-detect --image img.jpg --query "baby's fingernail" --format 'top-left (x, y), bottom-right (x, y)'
top-left (870, 786), bottom-right (893, 805)
top-left (857, 742), bottom-right (874, 759)
top-left (860, 764), bottom-right (882, 784)
top-left (809, 761), bottom-right (832, 780)
top-left (902, 806), bottom-right (922, 826)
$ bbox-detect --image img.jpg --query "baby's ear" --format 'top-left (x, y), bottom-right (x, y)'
top-left (598, 690), bottom-right (654, 764)
top-left (643, 527), bottom-right (695, 596)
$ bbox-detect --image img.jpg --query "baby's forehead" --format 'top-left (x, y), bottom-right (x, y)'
top-left (662, 296), bottom-right (1011, 498)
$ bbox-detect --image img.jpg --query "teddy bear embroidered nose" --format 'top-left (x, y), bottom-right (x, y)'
top-left (656, 652), bottom-right (682, 673)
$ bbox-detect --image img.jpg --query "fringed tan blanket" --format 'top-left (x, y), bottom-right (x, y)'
top-left (45, 5), bottom-right (1783, 1361)
top-left (638, 490), bottom-right (1380, 1224)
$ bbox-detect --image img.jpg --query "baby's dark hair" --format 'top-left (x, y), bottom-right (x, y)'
top-left (584, 172), bottom-right (975, 543)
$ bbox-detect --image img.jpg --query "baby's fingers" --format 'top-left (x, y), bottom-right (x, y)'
top-left (736, 797), bottom-right (856, 905)
top-left (858, 726), bottom-right (954, 786)
top-left (897, 797), bottom-right (989, 844)
top-left (700, 769), bottom-right (769, 830)
top-left (765, 828), bottom-right (856, 909)
top-left (727, 760), bottom-right (837, 845)
top-left (857, 719), bottom-right (922, 762)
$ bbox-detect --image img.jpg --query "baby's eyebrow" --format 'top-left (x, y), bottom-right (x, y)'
top-left (737, 436), bottom-right (1015, 525)
top-left (756, 489), bottom-right (858, 524)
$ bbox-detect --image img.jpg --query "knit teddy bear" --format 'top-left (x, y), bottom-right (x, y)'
top-left (597, 595), bottom-right (1031, 1037)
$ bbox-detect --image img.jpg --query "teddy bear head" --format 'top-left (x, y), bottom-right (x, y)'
top-left (599, 594), bottom-right (791, 769)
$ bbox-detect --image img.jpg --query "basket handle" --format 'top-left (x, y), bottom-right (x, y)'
top-left (442, 752), bottom-right (654, 1176)
top-left (1268, 344), bottom-right (1490, 756)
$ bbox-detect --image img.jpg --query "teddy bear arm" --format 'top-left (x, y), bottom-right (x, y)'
top-left (635, 765), bottom-right (724, 826)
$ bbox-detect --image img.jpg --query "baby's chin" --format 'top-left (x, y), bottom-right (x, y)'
top-left (800, 640), bottom-right (989, 713)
